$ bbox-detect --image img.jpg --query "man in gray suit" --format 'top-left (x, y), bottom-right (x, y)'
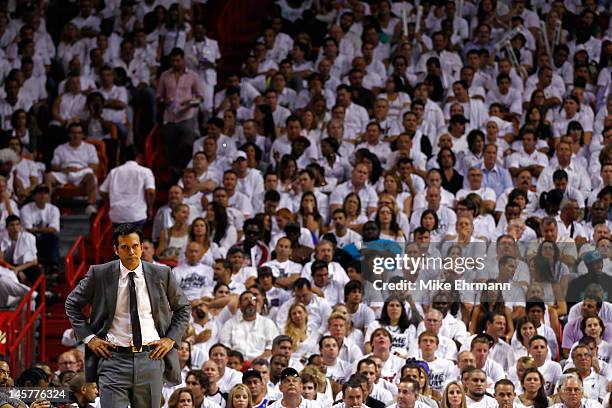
top-left (65, 223), bottom-right (190, 407)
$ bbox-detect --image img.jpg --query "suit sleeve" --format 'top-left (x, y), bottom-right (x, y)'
top-left (65, 265), bottom-right (97, 341)
top-left (162, 265), bottom-right (190, 346)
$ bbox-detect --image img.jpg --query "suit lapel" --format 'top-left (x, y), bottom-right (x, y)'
top-left (143, 262), bottom-right (161, 325)
top-left (105, 260), bottom-right (120, 324)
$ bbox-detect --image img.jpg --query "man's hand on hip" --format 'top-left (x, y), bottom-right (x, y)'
top-left (87, 337), bottom-right (114, 359)
top-left (149, 338), bottom-right (175, 360)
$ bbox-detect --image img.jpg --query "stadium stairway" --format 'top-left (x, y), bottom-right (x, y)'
top-left (45, 202), bottom-right (93, 364)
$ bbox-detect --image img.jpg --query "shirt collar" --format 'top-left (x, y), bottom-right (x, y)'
top-left (119, 260), bottom-right (143, 279)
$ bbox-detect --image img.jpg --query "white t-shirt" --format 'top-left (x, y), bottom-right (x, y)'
top-left (99, 161), bottom-right (155, 223)
top-left (466, 394), bottom-right (499, 408)
top-left (171, 263), bottom-right (214, 301)
top-left (51, 141), bottom-right (99, 170)
top-left (20, 202), bottom-right (61, 232)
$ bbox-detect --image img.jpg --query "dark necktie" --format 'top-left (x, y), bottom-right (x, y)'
top-left (128, 272), bottom-right (142, 349)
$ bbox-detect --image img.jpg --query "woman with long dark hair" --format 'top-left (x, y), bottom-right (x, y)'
top-left (469, 279), bottom-right (514, 337)
top-left (276, 154), bottom-right (298, 194)
top-left (297, 191), bottom-right (324, 236)
top-left (515, 367), bottom-right (550, 408)
top-left (533, 240), bottom-right (569, 313)
top-left (437, 148), bottom-right (463, 195)
top-left (253, 104), bottom-right (277, 141)
top-left (206, 201), bottom-right (237, 255)
top-left (379, 74), bottom-right (411, 121)
top-left (365, 296), bottom-right (419, 353)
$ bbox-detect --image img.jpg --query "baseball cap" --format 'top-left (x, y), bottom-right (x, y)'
top-left (450, 114), bottom-right (469, 124)
top-left (233, 151), bottom-right (248, 162)
top-left (284, 221), bottom-right (301, 232)
top-left (280, 367), bottom-right (300, 382)
top-left (584, 250), bottom-right (603, 265)
top-left (293, 136), bottom-right (311, 147)
top-left (242, 369), bottom-right (262, 383)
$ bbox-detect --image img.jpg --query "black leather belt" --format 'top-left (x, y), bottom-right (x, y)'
top-left (112, 345), bottom-right (156, 353)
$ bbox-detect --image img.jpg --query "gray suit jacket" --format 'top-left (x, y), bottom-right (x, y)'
top-left (65, 260), bottom-right (190, 385)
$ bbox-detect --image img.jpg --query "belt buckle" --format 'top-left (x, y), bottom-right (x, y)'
top-left (131, 345), bottom-right (143, 353)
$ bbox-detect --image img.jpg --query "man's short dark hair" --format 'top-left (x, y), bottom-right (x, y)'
top-left (170, 47), bottom-right (184, 58)
top-left (5, 214), bottom-right (20, 227)
top-left (186, 370), bottom-right (210, 388)
top-left (112, 223), bottom-right (144, 247)
top-left (310, 260), bottom-right (328, 277)
top-left (528, 335), bottom-right (548, 347)
top-left (495, 379), bottom-right (515, 391)
top-left (208, 343), bottom-right (230, 356)
top-left (293, 277), bottom-right (311, 290)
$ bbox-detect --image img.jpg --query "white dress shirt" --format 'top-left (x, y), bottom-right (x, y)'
top-left (101, 261), bottom-right (160, 347)
top-left (99, 161), bottom-right (156, 223)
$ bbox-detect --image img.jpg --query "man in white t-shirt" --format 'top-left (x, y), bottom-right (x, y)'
top-left (172, 241), bottom-right (214, 301)
top-left (45, 123), bottom-right (99, 215)
top-left (219, 291), bottom-right (279, 360)
top-left (470, 335), bottom-right (505, 384)
top-left (99, 145), bottom-right (155, 228)
top-left (465, 368), bottom-right (499, 408)
top-left (263, 236), bottom-right (302, 290)
top-left (527, 335), bottom-right (562, 395)
top-left (319, 335), bottom-right (352, 384)
top-left (415, 331), bottom-right (455, 393)
top-left (20, 185), bottom-right (61, 272)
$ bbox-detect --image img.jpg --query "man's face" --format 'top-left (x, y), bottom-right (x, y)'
top-left (210, 347), bottom-right (228, 370)
top-left (273, 341), bottom-right (293, 359)
top-left (223, 173), bottom-right (237, 190)
top-left (315, 244), bottom-right (333, 262)
top-left (471, 343), bottom-right (489, 366)
top-left (484, 145), bottom-right (497, 167)
top-left (239, 293), bottom-right (257, 318)
top-left (343, 387), bottom-right (364, 408)
top-left (529, 339), bottom-right (548, 361)
top-left (245, 376), bottom-right (264, 399)
top-left (294, 287), bottom-right (312, 304)
top-left (185, 243), bottom-right (201, 264)
top-left (359, 363), bottom-right (377, 389)
top-left (83, 383), bottom-right (98, 402)
top-left (467, 372), bottom-right (487, 397)
top-left (253, 364), bottom-right (270, 383)
top-left (275, 238), bottom-right (292, 259)
top-left (397, 383), bottom-right (417, 408)
top-left (572, 347), bottom-right (592, 371)
top-left (458, 352), bottom-right (476, 370)
top-left (541, 223), bottom-right (557, 241)
top-left (186, 375), bottom-right (204, 398)
top-left (418, 335), bottom-right (438, 354)
top-left (57, 353), bottom-right (79, 374)
top-left (313, 267), bottom-right (330, 288)
top-left (329, 318), bottom-right (347, 340)
top-left (495, 384), bottom-right (515, 408)
top-left (0, 361), bottom-right (11, 387)
top-left (320, 338), bottom-right (339, 360)
top-left (114, 233), bottom-right (142, 270)
top-left (560, 378), bottom-right (583, 407)
top-left (68, 125), bottom-right (85, 144)
top-left (488, 316), bottom-right (506, 337)
top-left (270, 356), bottom-right (288, 380)
top-left (170, 54), bottom-right (184, 71)
top-left (424, 313), bottom-right (442, 333)
top-left (280, 376), bottom-right (302, 397)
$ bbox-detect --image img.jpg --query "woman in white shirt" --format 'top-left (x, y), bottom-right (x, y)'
top-left (509, 317), bottom-right (538, 366)
top-left (375, 205), bottom-right (407, 245)
top-left (378, 75), bottom-right (411, 121)
top-left (206, 202), bottom-right (238, 256)
top-left (365, 297), bottom-right (417, 355)
top-left (514, 367), bottom-right (551, 408)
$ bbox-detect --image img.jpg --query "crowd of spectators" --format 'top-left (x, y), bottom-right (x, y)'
top-left (0, 0), bottom-right (612, 407)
